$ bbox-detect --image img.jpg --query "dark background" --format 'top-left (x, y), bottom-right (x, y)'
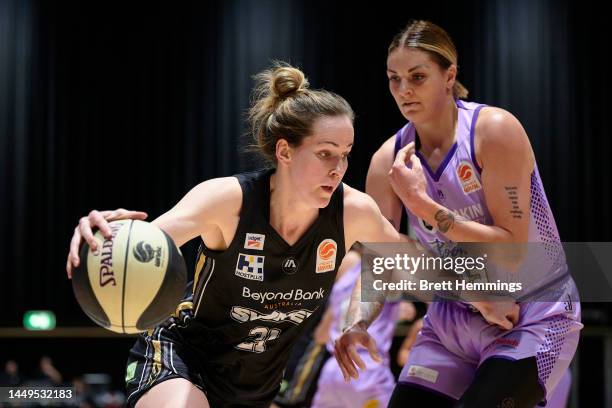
top-left (0, 0), bottom-right (610, 405)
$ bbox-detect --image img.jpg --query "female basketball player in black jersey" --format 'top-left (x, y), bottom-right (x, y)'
top-left (66, 63), bottom-right (407, 407)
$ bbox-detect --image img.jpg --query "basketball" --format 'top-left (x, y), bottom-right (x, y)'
top-left (72, 220), bottom-right (187, 334)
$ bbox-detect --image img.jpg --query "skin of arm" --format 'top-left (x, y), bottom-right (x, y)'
top-left (366, 135), bottom-right (404, 230)
top-left (66, 177), bottom-right (242, 278)
top-left (151, 177), bottom-right (243, 249)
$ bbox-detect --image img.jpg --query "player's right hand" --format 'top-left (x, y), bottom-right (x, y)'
top-left (66, 209), bottom-right (148, 279)
top-left (333, 322), bottom-right (382, 382)
top-left (470, 300), bottom-right (520, 330)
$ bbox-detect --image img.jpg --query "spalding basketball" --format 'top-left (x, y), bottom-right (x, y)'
top-left (72, 220), bottom-right (187, 333)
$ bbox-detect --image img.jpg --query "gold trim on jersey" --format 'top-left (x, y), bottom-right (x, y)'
top-left (291, 344), bottom-right (323, 398)
top-left (193, 252), bottom-right (206, 294)
top-left (147, 337), bottom-right (163, 386)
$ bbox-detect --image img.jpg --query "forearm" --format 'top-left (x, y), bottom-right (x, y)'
top-left (344, 275), bottom-right (384, 330)
top-left (412, 199), bottom-right (514, 243)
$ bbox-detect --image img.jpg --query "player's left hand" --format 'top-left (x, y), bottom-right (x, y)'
top-left (333, 322), bottom-right (382, 382)
top-left (388, 142), bottom-right (430, 212)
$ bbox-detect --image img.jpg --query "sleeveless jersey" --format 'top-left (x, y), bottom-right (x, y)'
top-left (394, 99), bottom-right (570, 299)
top-left (175, 169), bottom-right (346, 403)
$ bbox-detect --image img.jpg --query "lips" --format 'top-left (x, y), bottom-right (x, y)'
top-left (321, 185), bottom-right (334, 193)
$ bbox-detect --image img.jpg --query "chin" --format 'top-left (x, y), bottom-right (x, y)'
top-left (313, 194), bottom-right (332, 209)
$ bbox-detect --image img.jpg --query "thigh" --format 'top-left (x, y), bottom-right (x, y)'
top-left (136, 377), bottom-right (209, 408)
top-left (456, 357), bottom-right (544, 408)
top-left (397, 316), bottom-right (477, 400)
top-left (126, 326), bottom-right (207, 407)
top-left (480, 312), bottom-right (581, 400)
top-left (388, 382), bottom-right (455, 408)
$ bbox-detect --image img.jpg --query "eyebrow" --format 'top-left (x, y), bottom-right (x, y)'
top-left (387, 64), bottom-right (429, 73)
top-left (317, 141), bottom-right (354, 148)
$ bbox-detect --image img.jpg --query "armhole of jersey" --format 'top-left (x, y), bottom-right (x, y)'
top-left (199, 174), bottom-right (252, 257)
top-left (393, 126), bottom-right (410, 234)
top-left (394, 128), bottom-right (403, 157)
top-left (470, 105), bottom-right (486, 174)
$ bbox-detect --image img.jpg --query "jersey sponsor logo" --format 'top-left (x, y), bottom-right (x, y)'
top-left (235, 253), bottom-right (265, 281)
top-left (406, 365), bottom-right (439, 383)
top-left (456, 161), bottom-right (482, 194)
top-left (316, 239), bottom-right (337, 273)
top-left (282, 257), bottom-right (299, 275)
top-left (242, 286), bottom-right (324, 304)
top-left (230, 305), bottom-right (314, 325)
top-left (244, 233), bottom-right (265, 250)
top-left (454, 203), bottom-right (484, 221)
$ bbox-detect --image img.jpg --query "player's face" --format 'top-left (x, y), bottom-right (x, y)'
top-left (289, 115), bottom-right (354, 208)
top-left (387, 48), bottom-right (453, 122)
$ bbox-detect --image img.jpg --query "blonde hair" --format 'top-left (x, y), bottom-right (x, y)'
top-left (389, 20), bottom-right (469, 99)
top-left (248, 62), bottom-right (354, 164)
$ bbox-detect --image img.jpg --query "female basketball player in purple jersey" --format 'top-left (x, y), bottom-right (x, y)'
top-left (335, 21), bottom-right (582, 407)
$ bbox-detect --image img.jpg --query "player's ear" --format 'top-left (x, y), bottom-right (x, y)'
top-left (276, 138), bottom-right (292, 164)
top-left (446, 64), bottom-right (457, 93)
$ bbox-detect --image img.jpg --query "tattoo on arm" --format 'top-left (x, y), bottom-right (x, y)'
top-left (434, 210), bottom-right (456, 233)
top-left (505, 186), bottom-right (524, 219)
top-left (434, 209), bottom-right (468, 233)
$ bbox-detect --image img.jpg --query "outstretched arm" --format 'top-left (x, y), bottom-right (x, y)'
top-left (66, 177), bottom-right (241, 278)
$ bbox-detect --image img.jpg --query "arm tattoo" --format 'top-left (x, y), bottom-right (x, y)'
top-left (434, 210), bottom-right (468, 233)
top-left (434, 210), bottom-right (455, 233)
top-left (504, 186), bottom-right (524, 219)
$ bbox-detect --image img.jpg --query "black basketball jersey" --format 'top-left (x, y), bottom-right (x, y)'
top-left (176, 168), bottom-right (346, 404)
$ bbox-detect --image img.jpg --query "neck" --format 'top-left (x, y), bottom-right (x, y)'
top-left (414, 97), bottom-right (458, 154)
top-left (269, 170), bottom-right (318, 238)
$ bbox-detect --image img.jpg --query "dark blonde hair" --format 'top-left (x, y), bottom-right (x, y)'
top-left (248, 62), bottom-right (354, 165)
top-left (389, 20), bottom-right (469, 99)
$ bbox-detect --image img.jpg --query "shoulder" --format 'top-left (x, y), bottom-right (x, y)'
top-left (475, 107), bottom-right (528, 145)
top-left (343, 184), bottom-right (382, 220)
top-left (474, 107), bottom-right (533, 166)
top-left (186, 176), bottom-right (243, 217)
top-left (193, 176), bottom-right (242, 200)
top-left (370, 134), bottom-right (398, 171)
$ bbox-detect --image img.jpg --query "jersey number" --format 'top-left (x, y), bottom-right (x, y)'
top-left (235, 327), bottom-right (281, 353)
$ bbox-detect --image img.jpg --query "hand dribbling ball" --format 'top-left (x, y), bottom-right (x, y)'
top-left (72, 220), bottom-right (187, 333)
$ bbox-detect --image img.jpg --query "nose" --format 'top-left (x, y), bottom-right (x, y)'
top-left (398, 79), bottom-right (413, 97)
top-left (329, 157), bottom-right (347, 178)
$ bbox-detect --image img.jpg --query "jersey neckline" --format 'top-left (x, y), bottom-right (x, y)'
top-left (261, 169), bottom-right (325, 252)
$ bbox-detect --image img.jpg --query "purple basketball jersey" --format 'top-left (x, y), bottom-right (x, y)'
top-left (394, 99), bottom-right (569, 295)
top-left (394, 99), bottom-right (582, 405)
